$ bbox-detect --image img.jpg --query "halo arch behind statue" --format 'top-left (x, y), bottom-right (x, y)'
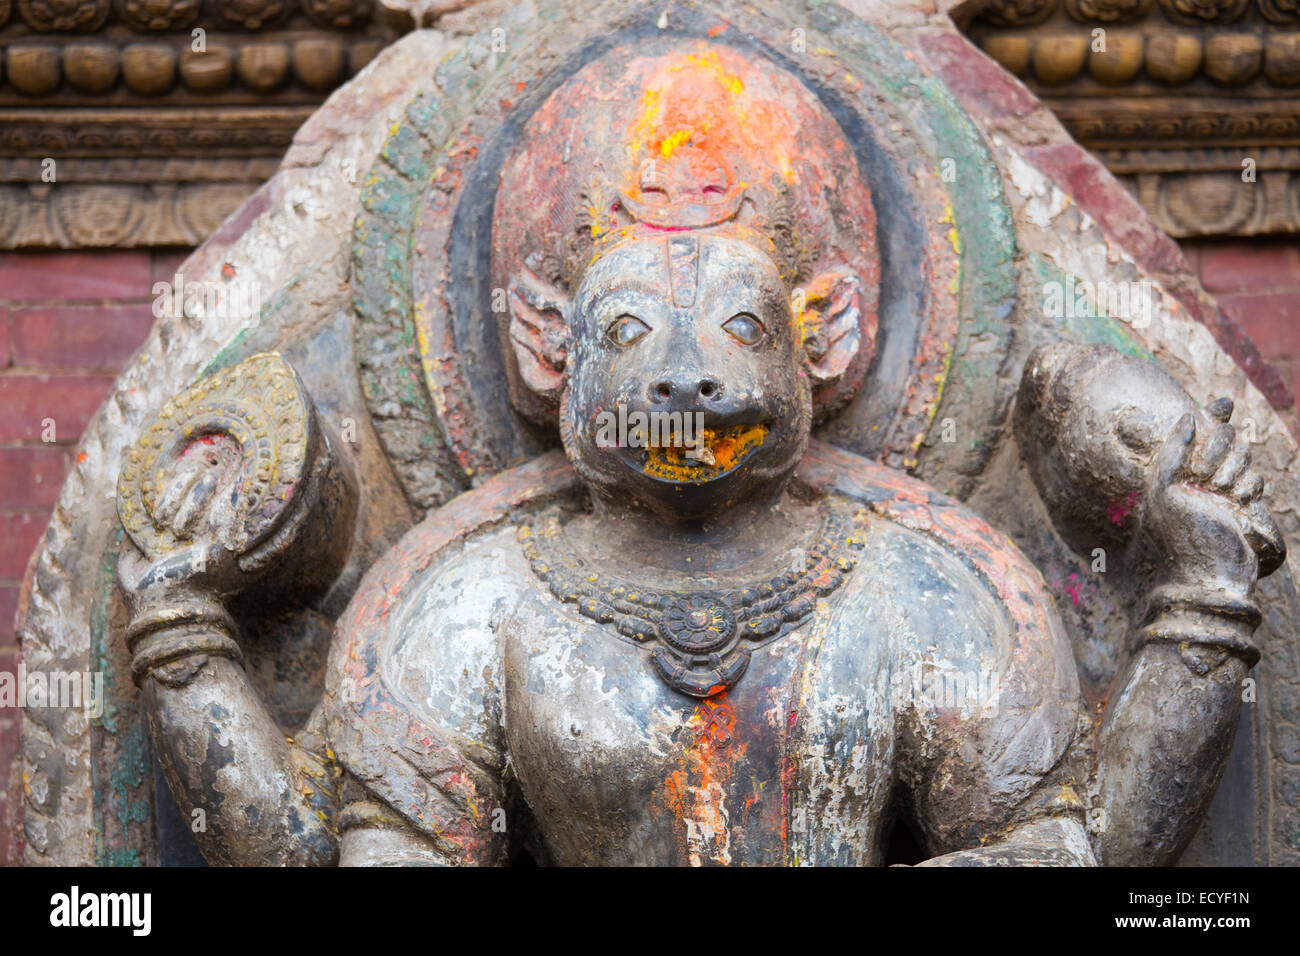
top-left (15, 0), bottom-right (1300, 867)
top-left (356, 2), bottom-right (984, 506)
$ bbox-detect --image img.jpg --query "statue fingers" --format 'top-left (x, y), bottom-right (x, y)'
top-left (115, 542), bottom-right (154, 597)
top-left (1209, 444), bottom-right (1252, 494)
top-left (1206, 396), bottom-right (1235, 423)
top-left (1188, 421), bottom-right (1234, 482)
top-left (1232, 471), bottom-right (1264, 506)
top-left (1153, 412), bottom-right (1197, 491)
top-left (1243, 500), bottom-right (1287, 577)
top-left (154, 464), bottom-right (205, 528)
top-left (169, 471), bottom-right (220, 538)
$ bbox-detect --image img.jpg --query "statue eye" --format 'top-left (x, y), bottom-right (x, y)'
top-left (607, 314), bottom-right (650, 347)
top-left (723, 312), bottom-right (763, 345)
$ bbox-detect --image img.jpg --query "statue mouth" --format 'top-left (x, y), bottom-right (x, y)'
top-left (639, 421), bottom-right (770, 484)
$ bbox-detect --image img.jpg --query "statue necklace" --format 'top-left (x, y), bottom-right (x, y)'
top-left (519, 501), bottom-right (868, 698)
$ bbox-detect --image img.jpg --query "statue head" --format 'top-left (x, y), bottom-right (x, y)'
top-left (492, 45), bottom-right (879, 519)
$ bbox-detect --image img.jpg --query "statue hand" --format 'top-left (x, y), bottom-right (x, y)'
top-left (1016, 343), bottom-right (1285, 581)
top-left (116, 537), bottom-right (238, 616)
top-left (116, 352), bottom-right (358, 618)
top-left (119, 439), bottom-right (251, 607)
top-left (1139, 411), bottom-right (1284, 588)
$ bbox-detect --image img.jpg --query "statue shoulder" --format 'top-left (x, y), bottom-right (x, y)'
top-left (322, 452), bottom-right (580, 836)
top-left (800, 443), bottom-right (1084, 849)
top-left (801, 439), bottom-right (1079, 713)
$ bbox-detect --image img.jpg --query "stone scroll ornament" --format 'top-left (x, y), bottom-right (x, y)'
top-left (18, 0), bottom-right (1296, 868)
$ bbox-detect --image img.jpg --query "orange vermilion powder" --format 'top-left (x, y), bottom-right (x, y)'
top-left (642, 422), bottom-right (768, 483)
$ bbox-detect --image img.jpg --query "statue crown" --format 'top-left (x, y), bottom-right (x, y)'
top-left (618, 153), bottom-right (745, 230)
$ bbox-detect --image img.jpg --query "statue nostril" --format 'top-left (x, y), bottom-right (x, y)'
top-left (652, 382), bottom-right (672, 403)
top-left (699, 381), bottom-right (718, 400)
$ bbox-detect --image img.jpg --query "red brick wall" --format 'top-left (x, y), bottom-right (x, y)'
top-left (0, 249), bottom-right (186, 865)
top-left (1184, 239), bottom-right (1300, 412)
top-left (0, 240), bottom-right (1297, 865)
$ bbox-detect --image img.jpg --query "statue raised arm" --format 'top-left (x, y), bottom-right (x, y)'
top-left (115, 354), bottom-right (356, 865)
top-left (1017, 343), bottom-right (1284, 865)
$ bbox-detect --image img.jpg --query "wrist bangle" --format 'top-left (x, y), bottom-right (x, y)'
top-left (131, 627), bottom-right (245, 684)
top-left (1140, 584), bottom-right (1260, 666)
top-left (127, 600), bottom-right (243, 684)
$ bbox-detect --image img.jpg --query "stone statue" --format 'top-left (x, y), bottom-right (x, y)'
top-left (17, 0), bottom-right (1300, 868)
top-left (106, 39), bottom-right (1284, 867)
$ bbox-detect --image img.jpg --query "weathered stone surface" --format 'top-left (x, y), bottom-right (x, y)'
top-left (14, 0), bottom-right (1300, 867)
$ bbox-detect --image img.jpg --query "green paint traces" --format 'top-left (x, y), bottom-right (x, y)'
top-left (1028, 255), bottom-right (1153, 359)
top-left (90, 533), bottom-right (153, 866)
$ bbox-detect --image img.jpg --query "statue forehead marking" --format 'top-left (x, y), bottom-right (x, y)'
top-left (666, 235), bottom-right (699, 308)
top-left (493, 42), bottom-right (878, 286)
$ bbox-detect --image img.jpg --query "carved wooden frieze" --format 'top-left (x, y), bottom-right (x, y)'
top-left (0, 0), bottom-right (395, 248)
top-left (964, 0), bottom-right (1300, 235)
top-left (6, 0), bottom-right (1299, 249)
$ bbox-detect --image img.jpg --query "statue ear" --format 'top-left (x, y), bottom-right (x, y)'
top-left (796, 268), bottom-right (862, 387)
top-left (508, 256), bottom-right (570, 404)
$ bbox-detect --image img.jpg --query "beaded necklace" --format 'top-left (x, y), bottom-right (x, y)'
top-left (518, 504), bottom-right (867, 697)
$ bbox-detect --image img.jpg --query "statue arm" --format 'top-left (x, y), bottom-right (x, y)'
top-left (892, 558), bottom-right (1093, 866)
top-left (327, 536), bottom-right (517, 867)
top-left (333, 734), bottom-right (511, 868)
top-left (1093, 641), bottom-right (1248, 866)
top-left (129, 597), bottom-right (339, 866)
top-left (1092, 414), bottom-right (1267, 865)
top-left (915, 818), bottom-right (1094, 867)
top-left (115, 352), bottom-right (358, 866)
top-left (1015, 342), bottom-right (1284, 865)
top-left (919, 592), bottom-right (1257, 868)
top-left (899, 689), bottom-right (1096, 866)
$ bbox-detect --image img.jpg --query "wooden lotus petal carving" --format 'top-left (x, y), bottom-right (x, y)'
top-left (219, 0), bottom-right (295, 30)
top-left (292, 37), bottom-right (345, 92)
top-left (980, 0), bottom-right (1058, 26)
top-left (236, 42), bottom-right (291, 92)
top-left (179, 46), bottom-right (234, 93)
top-left (1065, 0), bottom-right (1151, 22)
top-left (62, 43), bottom-right (121, 94)
top-left (1033, 34), bottom-right (1090, 84)
top-left (116, 0), bottom-right (200, 31)
top-left (121, 43), bottom-right (177, 96)
top-left (1261, 0), bottom-right (1300, 22)
top-left (5, 45), bottom-right (62, 95)
top-left (302, 0), bottom-right (372, 28)
top-left (1203, 33), bottom-right (1263, 85)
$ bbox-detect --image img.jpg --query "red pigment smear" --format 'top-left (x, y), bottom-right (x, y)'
top-left (624, 48), bottom-right (799, 201)
top-left (653, 692), bottom-right (745, 864)
top-left (1106, 490), bottom-right (1142, 527)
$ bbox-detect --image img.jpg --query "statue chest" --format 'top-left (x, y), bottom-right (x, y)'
top-left (501, 579), bottom-right (897, 866)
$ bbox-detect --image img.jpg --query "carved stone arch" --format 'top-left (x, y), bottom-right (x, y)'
top-left (14, 0), bottom-right (1300, 865)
